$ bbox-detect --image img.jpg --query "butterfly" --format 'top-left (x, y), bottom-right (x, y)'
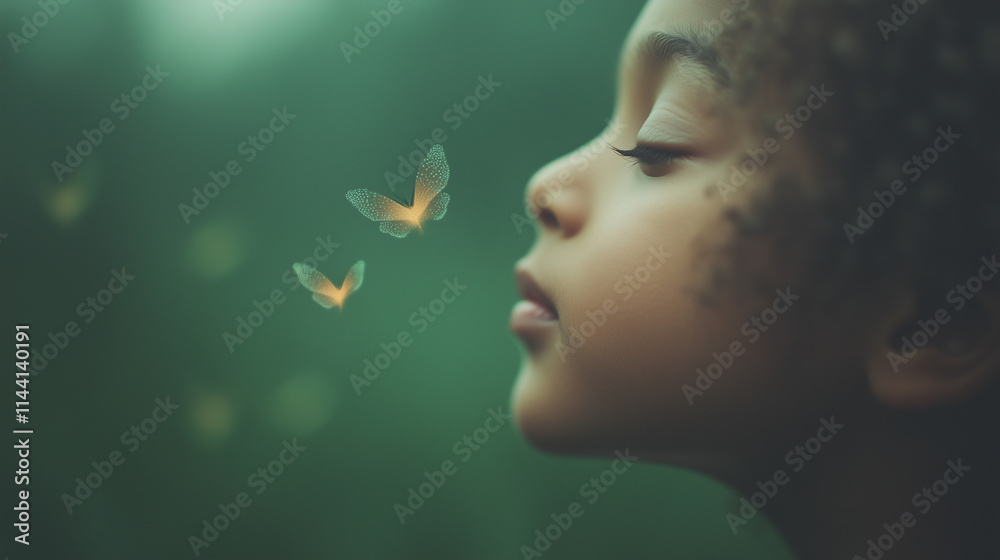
top-left (293, 260), bottom-right (364, 310)
top-left (345, 144), bottom-right (450, 238)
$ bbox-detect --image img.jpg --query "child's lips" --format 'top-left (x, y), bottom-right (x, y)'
top-left (512, 268), bottom-right (559, 335)
top-left (510, 299), bottom-right (559, 331)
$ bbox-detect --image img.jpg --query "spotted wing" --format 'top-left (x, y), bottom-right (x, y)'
top-left (294, 262), bottom-right (336, 294)
top-left (412, 144), bottom-right (450, 209)
top-left (378, 221), bottom-right (417, 238)
top-left (341, 260), bottom-right (365, 295)
top-left (420, 192), bottom-right (450, 223)
top-left (311, 293), bottom-right (337, 309)
top-left (294, 262), bottom-right (340, 308)
top-left (346, 189), bottom-right (410, 222)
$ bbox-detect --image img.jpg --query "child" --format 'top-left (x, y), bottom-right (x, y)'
top-left (509, 0), bottom-right (999, 558)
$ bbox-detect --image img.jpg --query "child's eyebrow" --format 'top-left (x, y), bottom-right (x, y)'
top-left (636, 31), bottom-right (731, 86)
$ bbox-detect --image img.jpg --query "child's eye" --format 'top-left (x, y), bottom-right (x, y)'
top-left (612, 144), bottom-right (688, 176)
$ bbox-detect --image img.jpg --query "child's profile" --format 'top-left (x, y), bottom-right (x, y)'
top-left (509, 0), bottom-right (999, 558)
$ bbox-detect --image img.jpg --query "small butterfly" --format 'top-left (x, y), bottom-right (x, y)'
top-left (293, 260), bottom-right (364, 310)
top-left (346, 144), bottom-right (450, 238)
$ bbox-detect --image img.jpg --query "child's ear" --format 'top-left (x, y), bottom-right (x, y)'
top-left (865, 290), bottom-right (1000, 409)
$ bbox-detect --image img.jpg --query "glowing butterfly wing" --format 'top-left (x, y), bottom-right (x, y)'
top-left (294, 262), bottom-right (336, 295)
top-left (412, 144), bottom-right (450, 209)
top-left (345, 189), bottom-right (410, 222)
top-left (342, 260), bottom-right (365, 294)
top-left (311, 293), bottom-right (337, 309)
top-left (346, 189), bottom-right (419, 238)
top-left (379, 221), bottom-right (417, 238)
top-left (346, 145), bottom-right (448, 238)
top-left (420, 192), bottom-right (450, 223)
top-left (293, 261), bottom-right (364, 310)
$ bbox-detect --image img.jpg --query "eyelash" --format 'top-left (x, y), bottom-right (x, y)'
top-left (611, 144), bottom-right (687, 169)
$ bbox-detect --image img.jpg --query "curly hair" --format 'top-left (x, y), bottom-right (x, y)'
top-left (705, 2), bottom-right (1000, 551)
top-left (705, 0), bottom-right (1000, 312)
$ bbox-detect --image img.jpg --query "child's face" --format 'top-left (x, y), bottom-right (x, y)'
top-left (510, 0), bottom-right (853, 471)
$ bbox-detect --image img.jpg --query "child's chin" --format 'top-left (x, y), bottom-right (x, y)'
top-left (509, 362), bottom-right (602, 456)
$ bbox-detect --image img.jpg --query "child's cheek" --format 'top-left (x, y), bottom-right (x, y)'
top-left (555, 199), bottom-right (714, 380)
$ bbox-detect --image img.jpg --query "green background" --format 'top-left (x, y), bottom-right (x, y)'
top-left (0, 1), bottom-right (792, 558)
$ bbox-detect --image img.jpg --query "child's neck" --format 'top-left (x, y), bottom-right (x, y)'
top-left (760, 402), bottom-right (979, 560)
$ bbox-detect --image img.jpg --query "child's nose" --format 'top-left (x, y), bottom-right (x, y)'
top-left (524, 153), bottom-right (591, 238)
